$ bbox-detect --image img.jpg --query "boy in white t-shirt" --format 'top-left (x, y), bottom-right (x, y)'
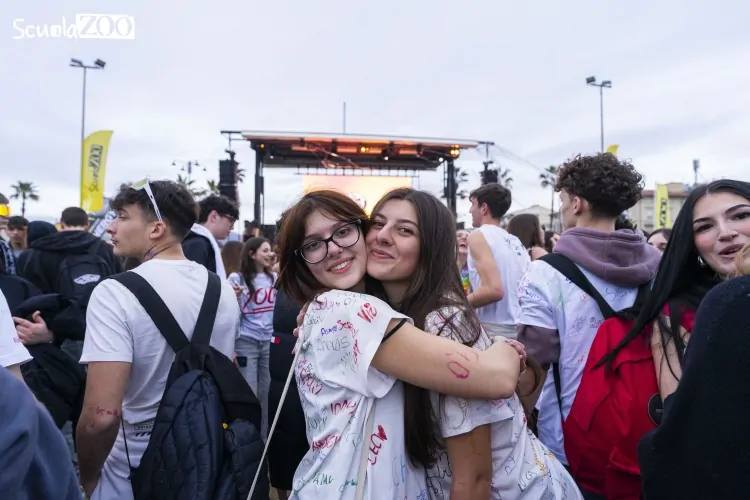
top-left (467, 183), bottom-right (530, 339)
top-left (76, 180), bottom-right (241, 500)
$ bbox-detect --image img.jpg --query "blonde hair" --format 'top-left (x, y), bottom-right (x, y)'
top-left (735, 243), bottom-right (750, 277)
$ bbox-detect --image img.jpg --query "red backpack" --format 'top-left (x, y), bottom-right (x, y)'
top-left (541, 254), bottom-right (654, 500)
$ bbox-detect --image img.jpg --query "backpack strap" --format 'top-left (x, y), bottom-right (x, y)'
top-left (539, 253), bottom-right (616, 318)
top-left (540, 253), bottom-right (652, 424)
top-left (192, 272), bottom-right (222, 346)
top-left (110, 271), bottom-right (190, 352)
top-left (539, 253), bottom-right (614, 422)
top-left (355, 402), bottom-right (376, 500)
top-left (111, 270), bottom-right (222, 350)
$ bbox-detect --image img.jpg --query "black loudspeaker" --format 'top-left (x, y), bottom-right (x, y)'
top-left (480, 170), bottom-right (499, 185)
top-left (219, 159), bottom-right (238, 201)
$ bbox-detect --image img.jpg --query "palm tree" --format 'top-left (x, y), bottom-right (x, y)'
top-left (497, 167), bottom-right (513, 189)
top-left (10, 181), bottom-right (40, 217)
top-left (177, 174), bottom-right (207, 199)
top-left (539, 166), bottom-right (558, 229)
top-left (206, 179), bottom-right (220, 195)
top-left (237, 168), bottom-right (246, 183)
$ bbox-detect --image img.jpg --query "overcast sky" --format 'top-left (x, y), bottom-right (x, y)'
top-left (2, 1), bottom-right (749, 226)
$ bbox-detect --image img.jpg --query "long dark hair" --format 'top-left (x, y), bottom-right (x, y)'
top-left (601, 180), bottom-right (750, 370)
top-left (240, 237), bottom-right (274, 298)
top-left (507, 213), bottom-right (544, 249)
top-left (370, 188), bottom-right (483, 468)
top-left (276, 190), bottom-right (370, 304)
top-left (221, 240), bottom-right (244, 275)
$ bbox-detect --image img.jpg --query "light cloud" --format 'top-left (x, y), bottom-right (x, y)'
top-left (2, 0), bottom-right (750, 225)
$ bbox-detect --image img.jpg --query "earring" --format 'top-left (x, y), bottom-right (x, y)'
top-left (698, 256), bottom-right (707, 267)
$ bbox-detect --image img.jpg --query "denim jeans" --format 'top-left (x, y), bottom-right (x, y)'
top-left (235, 336), bottom-right (271, 440)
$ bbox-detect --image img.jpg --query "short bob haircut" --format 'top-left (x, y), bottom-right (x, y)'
top-left (276, 189), bottom-right (369, 304)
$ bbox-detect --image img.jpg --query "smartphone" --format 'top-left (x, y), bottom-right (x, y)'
top-left (236, 356), bottom-right (248, 368)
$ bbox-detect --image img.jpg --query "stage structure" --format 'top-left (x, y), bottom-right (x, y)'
top-left (220, 130), bottom-right (480, 224)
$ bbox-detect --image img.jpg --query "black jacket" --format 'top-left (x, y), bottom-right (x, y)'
top-left (14, 295), bottom-right (87, 430)
top-left (183, 231), bottom-right (216, 273)
top-left (267, 289), bottom-right (309, 489)
top-left (19, 230), bottom-right (121, 293)
top-left (0, 273), bottom-right (41, 314)
top-left (639, 275), bottom-right (750, 499)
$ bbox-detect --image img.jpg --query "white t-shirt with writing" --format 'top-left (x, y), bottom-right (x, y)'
top-left (292, 291), bottom-right (428, 500)
top-left (0, 290), bottom-right (31, 368)
top-left (227, 271), bottom-right (277, 341)
top-left (80, 259), bottom-right (241, 500)
top-left (424, 308), bottom-right (581, 500)
top-left (467, 225), bottom-right (530, 327)
top-left (518, 260), bottom-right (639, 465)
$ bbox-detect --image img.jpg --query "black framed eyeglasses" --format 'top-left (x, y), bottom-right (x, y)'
top-left (295, 220), bottom-right (362, 264)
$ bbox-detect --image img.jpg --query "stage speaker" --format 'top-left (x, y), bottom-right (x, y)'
top-left (219, 159), bottom-right (238, 201)
top-left (480, 170), bottom-right (499, 185)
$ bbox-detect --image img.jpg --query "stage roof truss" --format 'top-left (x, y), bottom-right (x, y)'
top-left (228, 130), bottom-right (480, 172)
top-left (292, 164), bottom-right (421, 178)
top-left (218, 129), bottom-right (482, 224)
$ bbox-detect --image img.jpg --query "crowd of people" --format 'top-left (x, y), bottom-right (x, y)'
top-left (1, 152), bottom-right (749, 499)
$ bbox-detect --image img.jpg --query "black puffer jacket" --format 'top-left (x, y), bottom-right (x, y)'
top-left (267, 289), bottom-right (309, 490)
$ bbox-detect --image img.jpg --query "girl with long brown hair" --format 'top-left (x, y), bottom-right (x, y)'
top-left (367, 188), bottom-right (580, 499)
top-left (227, 236), bottom-right (276, 439)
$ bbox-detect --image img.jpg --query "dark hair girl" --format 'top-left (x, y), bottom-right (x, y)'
top-left (507, 214), bottom-right (548, 260)
top-left (367, 188), bottom-right (576, 499)
top-left (605, 180), bottom-right (750, 372)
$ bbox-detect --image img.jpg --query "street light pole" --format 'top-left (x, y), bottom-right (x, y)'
top-left (172, 160), bottom-right (204, 184)
top-left (70, 58), bottom-right (106, 207)
top-left (586, 76), bottom-right (612, 153)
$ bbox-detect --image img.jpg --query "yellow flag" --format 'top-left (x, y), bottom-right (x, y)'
top-left (80, 130), bottom-right (113, 212)
top-left (606, 144), bottom-right (619, 156)
top-left (654, 184), bottom-right (672, 228)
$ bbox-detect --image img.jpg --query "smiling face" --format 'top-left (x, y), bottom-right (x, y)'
top-left (366, 199), bottom-right (421, 284)
top-left (692, 191), bottom-right (750, 277)
top-left (252, 241), bottom-right (273, 268)
top-left (300, 210), bottom-right (367, 292)
top-left (456, 229), bottom-right (469, 256)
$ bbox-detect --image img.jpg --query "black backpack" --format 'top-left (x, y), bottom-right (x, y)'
top-left (56, 240), bottom-right (114, 307)
top-left (110, 271), bottom-right (268, 500)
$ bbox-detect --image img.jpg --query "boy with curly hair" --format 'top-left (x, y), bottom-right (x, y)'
top-left (516, 154), bottom-right (661, 497)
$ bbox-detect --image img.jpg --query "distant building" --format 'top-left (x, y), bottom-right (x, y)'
top-left (629, 182), bottom-right (690, 233)
top-left (505, 204), bottom-right (562, 233)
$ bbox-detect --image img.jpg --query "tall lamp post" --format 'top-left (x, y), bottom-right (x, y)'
top-left (172, 160), bottom-right (204, 183)
top-left (586, 76), bottom-right (612, 153)
top-left (70, 58), bottom-right (106, 206)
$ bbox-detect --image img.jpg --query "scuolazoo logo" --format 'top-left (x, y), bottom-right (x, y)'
top-left (12, 14), bottom-right (135, 40)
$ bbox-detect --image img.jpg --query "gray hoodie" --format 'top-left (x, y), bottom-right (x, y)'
top-left (518, 228), bottom-right (661, 365)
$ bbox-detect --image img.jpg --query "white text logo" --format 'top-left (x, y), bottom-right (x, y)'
top-left (12, 15), bottom-right (135, 40)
